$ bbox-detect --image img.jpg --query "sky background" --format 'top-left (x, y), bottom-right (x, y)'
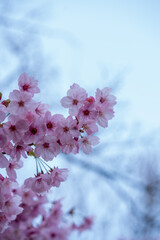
top-left (42, 0), bottom-right (160, 133)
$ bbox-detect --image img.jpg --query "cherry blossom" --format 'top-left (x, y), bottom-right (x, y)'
top-left (49, 167), bottom-right (68, 187)
top-left (3, 117), bottom-right (29, 143)
top-left (6, 158), bottom-right (23, 180)
top-left (8, 90), bottom-right (35, 116)
top-left (0, 73), bottom-right (116, 239)
top-left (10, 141), bottom-right (31, 161)
top-left (61, 136), bottom-right (79, 154)
top-left (80, 135), bottom-right (100, 154)
top-left (0, 129), bottom-right (7, 148)
top-left (61, 83), bottom-right (88, 116)
top-left (24, 173), bottom-right (50, 194)
top-left (0, 103), bottom-right (6, 123)
top-left (18, 72), bottom-right (40, 96)
top-left (56, 116), bottom-right (79, 142)
top-left (35, 135), bottom-right (60, 161)
top-left (34, 102), bottom-right (49, 117)
top-left (95, 87), bottom-right (116, 107)
top-left (44, 111), bottom-right (62, 135)
top-left (78, 119), bottom-right (98, 135)
top-left (2, 195), bottom-right (23, 220)
top-left (0, 154), bottom-right (8, 168)
top-left (23, 117), bottom-right (45, 144)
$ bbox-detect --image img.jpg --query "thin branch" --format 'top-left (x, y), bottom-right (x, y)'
top-left (64, 155), bottom-right (146, 191)
top-left (64, 155), bottom-right (148, 219)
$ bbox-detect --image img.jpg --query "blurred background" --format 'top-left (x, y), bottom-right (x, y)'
top-left (0, 0), bottom-right (160, 239)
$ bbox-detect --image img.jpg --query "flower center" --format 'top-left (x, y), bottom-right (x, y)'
top-left (0, 215), bottom-right (6, 222)
top-left (30, 128), bottom-right (37, 135)
top-left (47, 122), bottom-right (53, 129)
top-left (83, 110), bottom-right (89, 116)
top-left (87, 96), bottom-right (94, 103)
top-left (24, 192), bottom-right (29, 198)
top-left (18, 101), bottom-right (24, 107)
top-left (100, 97), bottom-right (105, 103)
top-left (43, 142), bottom-right (49, 148)
top-left (83, 139), bottom-right (89, 144)
top-left (23, 84), bottom-right (30, 91)
top-left (73, 99), bottom-right (78, 105)
top-left (16, 145), bottom-right (22, 150)
top-left (5, 200), bottom-right (11, 207)
top-left (63, 127), bottom-right (69, 133)
top-left (99, 111), bottom-right (103, 117)
top-left (50, 233), bottom-right (56, 238)
top-left (9, 125), bottom-right (16, 131)
top-left (37, 178), bottom-right (42, 183)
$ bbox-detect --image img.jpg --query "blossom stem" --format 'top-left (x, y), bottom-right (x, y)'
top-left (39, 158), bottom-right (52, 170)
top-left (35, 158), bottom-right (39, 175)
top-left (37, 158), bottom-right (43, 173)
top-left (39, 158), bottom-right (49, 173)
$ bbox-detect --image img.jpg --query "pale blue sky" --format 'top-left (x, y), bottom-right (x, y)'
top-left (41, 0), bottom-right (160, 134)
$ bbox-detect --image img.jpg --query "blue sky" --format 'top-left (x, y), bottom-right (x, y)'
top-left (41, 0), bottom-right (160, 134)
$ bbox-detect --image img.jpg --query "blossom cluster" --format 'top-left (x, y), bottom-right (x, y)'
top-left (0, 182), bottom-right (93, 239)
top-left (0, 73), bottom-right (116, 239)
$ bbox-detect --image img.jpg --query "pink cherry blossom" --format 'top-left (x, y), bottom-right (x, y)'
top-left (24, 174), bottom-right (50, 194)
top-left (0, 153), bottom-right (8, 168)
top-left (80, 135), bottom-right (100, 154)
top-left (25, 111), bottom-right (36, 124)
top-left (23, 118), bottom-right (45, 144)
top-left (0, 103), bottom-right (6, 122)
top-left (15, 118), bottom-right (29, 132)
top-left (3, 121), bottom-right (22, 143)
top-left (3, 117), bottom-right (29, 143)
top-left (20, 188), bottom-right (36, 205)
top-left (35, 135), bottom-right (60, 161)
top-left (18, 72), bottom-right (40, 95)
top-left (8, 90), bottom-right (35, 116)
top-left (44, 111), bottom-right (61, 135)
top-left (79, 119), bottom-right (98, 135)
top-left (0, 174), bottom-right (4, 182)
top-left (10, 141), bottom-right (31, 161)
top-left (40, 226), bottom-right (71, 240)
top-left (49, 167), bottom-right (68, 187)
top-left (41, 200), bottom-right (62, 227)
top-left (2, 195), bottom-right (23, 220)
top-left (95, 87), bottom-right (117, 107)
top-left (61, 83), bottom-right (88, 116)
top-left (0, 129), bottom-right (7, 148)
top-left (0, 110), bottom-right (6, 123)
top-left (0, 177), bottom-right (18, 196)
top-left (96, 103), bottom-right (114, 128)
top-left (77, 104), bottom-right (97, 122)
top-left (0, 212), bottom-right (8, 233)
top-left (56, 116), bottom-right (79, 142)
top-left (6, 159), bottom-right (23, 180)
top-left (35, 102), bottom-right (49, 117)
top-left (1, 144), bottom-right (13, 165)
top-left (61, 136), bottom-right (79, 154)
top-left (85, 96), bottom-right (95, 106)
